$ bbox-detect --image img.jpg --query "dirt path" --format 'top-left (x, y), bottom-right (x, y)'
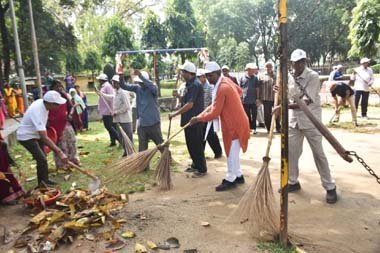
top-left (1, 115), bottom-right (380, 253)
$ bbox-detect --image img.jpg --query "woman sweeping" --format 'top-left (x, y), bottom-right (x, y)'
top-left (69, 88), bottom-right (86, 132)
top-left (0, 133), bottom-right (24, 204)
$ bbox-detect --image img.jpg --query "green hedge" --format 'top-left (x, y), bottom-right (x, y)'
top-left (371, 64), bottom-right (380, 74)
top-left (160, 80), bottom-right (177, 89)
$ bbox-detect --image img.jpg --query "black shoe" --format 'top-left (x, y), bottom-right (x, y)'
top-left (278, 182), bottom-right (301, 193)
top-left (258, 123), bottom-right (265, 128)
top-left (234, 175), bottom-right (245, 184)
top-left (109, 143), bottom-right (117, 147)
top-left (326, 187), bottom-right (338, 204)
top-left (192, 171), bottom-right (207, 178)
top-left (215, 179), bottom-right (236, 192)
top-left (184, 167), bottom-right (197, 173)
top-left (40, 179), bottom-right (57, 187)
top-left (214, 153), bottom-right (222, 159)
top-left (253, 130), bottom-right (258, 135)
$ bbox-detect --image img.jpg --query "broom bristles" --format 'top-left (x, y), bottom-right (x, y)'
top-left (117, 124), bottom-right (135, 155)
top-left (233, 157), bottom-right (279, 239)
top-left (154, 146), bottom-right (172, 191)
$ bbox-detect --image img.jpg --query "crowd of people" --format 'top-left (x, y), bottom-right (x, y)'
top-left (0, 49), bottom-right (376, 205)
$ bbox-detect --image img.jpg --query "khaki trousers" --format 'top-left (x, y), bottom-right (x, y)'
top-left (289, 126), bottom-right (336, 190)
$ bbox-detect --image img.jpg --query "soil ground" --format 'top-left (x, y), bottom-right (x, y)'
top-left (1, 107), bottom-right (380, 253)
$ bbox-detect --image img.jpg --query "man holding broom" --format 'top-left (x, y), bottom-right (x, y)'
top-left (169, 61), bottom-right (207, 178)
top-left (189, 62), bottom-right (250, 191)
top-left (274, 49), bottom-right (338, 204)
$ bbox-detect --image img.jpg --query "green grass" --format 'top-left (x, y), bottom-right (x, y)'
top-left (257, 242), bottom-right (296, 253)
top-left (9, 116), bottom-right (190, 195)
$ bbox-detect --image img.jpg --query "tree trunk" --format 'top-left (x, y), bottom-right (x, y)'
top-left (0, 2), bottom-right (11, 82)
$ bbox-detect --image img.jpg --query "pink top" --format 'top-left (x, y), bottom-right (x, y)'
top-left (98, 82), bottom-right (114, 115)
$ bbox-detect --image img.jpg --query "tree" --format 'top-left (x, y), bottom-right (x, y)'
top-left (216, 38), bottom-right (237, 69)
top-left (141, 10), bottom-right (166, 49)
top-left (0, 0), bottom-right (10, 83)
top-left (235, 42), bottom-right (251, 71)
top-left (349, 0), bottom-right (380, 58)
top-left (65, 51), bottom-right (82, 75)
top-left (165, 0), bottom-right (204, 62)
top-left (84, 49), bottom-right (101, 80)
top-left (17, 0), bottom-right (78, 75)
top-left (101, 18), bottom-right (134, 61)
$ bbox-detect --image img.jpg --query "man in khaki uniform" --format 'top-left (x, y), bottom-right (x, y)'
top-left (285, 49), bottom-right (338, 204)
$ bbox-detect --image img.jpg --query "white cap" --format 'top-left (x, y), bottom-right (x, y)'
top-left (133, 71), bottom-right (150, 83)
top-left (221, 65), bottom-right (230, 70)
top-left (360, 57), bottom-right (370, 64)
top-left (204, 61), bottom-right (221, 74)
top-left (336, 64), bottom-right (343, 69)
top-left (96, 73), bottom-right (108, 81)
top-left (245, 63), bottom-right (258, 70)
top-left (290, 49), bottom-right (307, 62)
top-left (179, 61), bottom-right (197, 73)
top-left (112, 75), bottom-right (120, 82)
top-left (43, 90), bottom-right (66, 105)
top-left (196, 68), bottom-right (206, 77)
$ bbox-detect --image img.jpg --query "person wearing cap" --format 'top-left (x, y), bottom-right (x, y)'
top-left (17, 90), bottom-right (68, 186)
top-left (328, 65), bottom-right (338, 82)
top-left (99, 75), bottom-right (133, 157)
top-left (333, 65), bottom-right (344, 81)
top-left (258, 62), bottom-right (280, 133)
top-left (169, 61), bottom-right (207, 178)
top-left (190, 61), bottom-right (250, 191)
top-left (239, 63), bottom-right (261, 134)
top-left (351, 57), bottom-right (374, 120)
top-left (275, 48), bottom-right (337, 203)
top-left (221, 65), bottom-right (238, 85)
top-left (120, 69), bottom-right (163, 154)
top-left (197, 68), bottom-right (222, 159)
top-left (97, 73), bottom-right (120, 147)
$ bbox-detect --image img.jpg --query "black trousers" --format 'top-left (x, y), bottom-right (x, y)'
top-left (19, 139), bottom-right (49, 184)
top-left (102, 115), bottom-right (119, 144)
top-left (263, 100), bottom-right (281, 132)
top-left (243, 103), bottom-right (257, 130)
top-left (137, 122), bottom-right (164, 152)
top-left (203, 123), bottom-right (222, 157)
top-left (185, 123), bottom-right (207, 173)
top-left (355, 90), bottom-right (370, 117)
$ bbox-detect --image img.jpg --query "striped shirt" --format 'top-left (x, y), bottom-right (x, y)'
top-left (259, 71), bottom-right (276, 101)
top-left (202, 81), bottom-right (213, 108)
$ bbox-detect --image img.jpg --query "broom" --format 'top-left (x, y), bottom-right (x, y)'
top-left (94, 86), bottom-right (135, 154)
top-left (154, 118), bottom-right (173, 191)
top-left (107, 122), bottom-right (190, 182)
top-left (234, 94), bottom-right (280, 239)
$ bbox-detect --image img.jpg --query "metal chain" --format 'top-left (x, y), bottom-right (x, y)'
top-left (347, 151), bottom-right (380, 184)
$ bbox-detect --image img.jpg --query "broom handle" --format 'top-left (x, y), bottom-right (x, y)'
top-left (264, 91), bottom-right (279, 157)
top-left (162, 122), bottom-right (191, 146)
top-left (293, 95), bottom-right (353, 162)
top-left (167, 118), bottom-right (172, 139)
top-left (68, 161), bottom-right (98, 180)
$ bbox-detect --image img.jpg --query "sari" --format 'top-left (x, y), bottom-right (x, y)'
top-left (15, 88), bottom-right (24, 116)
top-left (0, 136), bottom-right (24, 204)
top-left (4, 87), bottom-right (17, 117)
top-left (69, 88), bottom-right (85, 132)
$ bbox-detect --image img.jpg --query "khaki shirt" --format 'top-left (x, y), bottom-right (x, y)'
top-left (289, 68), bottom-right (321, 129)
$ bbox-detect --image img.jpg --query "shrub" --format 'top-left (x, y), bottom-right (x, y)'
top-left (371, 64), bottom-right (380, 74)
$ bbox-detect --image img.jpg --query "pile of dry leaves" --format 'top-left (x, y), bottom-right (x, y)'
top-left (13, 187), bottom-right (128, 252)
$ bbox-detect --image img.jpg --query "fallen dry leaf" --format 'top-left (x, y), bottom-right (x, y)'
top-left (85, 233), bottom-right (95, 241)
top-left (135, 243), bottom-right (147, 253)
top-left (121, 231), bottom-right (135, 238)
top-left (64, 175), bottom-right (71, 181)
top-left (147, 240), bottom-right (158, 249)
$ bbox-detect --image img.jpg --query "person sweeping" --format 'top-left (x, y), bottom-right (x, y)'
top-left (189, 62), bottom-right (250, 191)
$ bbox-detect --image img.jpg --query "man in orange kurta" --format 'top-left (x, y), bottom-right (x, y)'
top-left (190, 62), bottom-right (250, 191)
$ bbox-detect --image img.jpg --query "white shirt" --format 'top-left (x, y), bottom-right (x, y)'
top-left (289, 68), bottom-right (322, 129)
top-left (101, 88), bottom-right (132, 123)
top-left (351, 66), bottom-right (374, 92)
top-left (17, 99), bottom-right (49, 141)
